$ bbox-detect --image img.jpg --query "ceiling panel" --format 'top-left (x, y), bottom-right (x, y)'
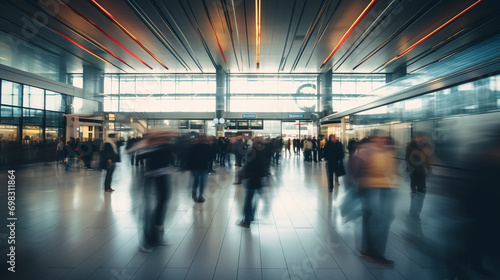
top-left (1, 0), bottom-right (498, 75)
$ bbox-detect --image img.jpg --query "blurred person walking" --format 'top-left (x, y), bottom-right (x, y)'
top-left (239, 137), bottom-right (268, 228)
top-left (405, 133), bottom-right (432, 220)
top-left (324, 134), bottom-right (344, 191)
top-left (102, 134), bottom-right (120, 192)
top-left (127, 129), bottom-right (176, 252)
top-left (352, 132), bottom-right (398, 266)
top-left (187, 136), bottom-right (212, 202)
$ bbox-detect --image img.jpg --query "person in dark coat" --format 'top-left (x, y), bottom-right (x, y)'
top-left (323, 134), bottom-right (344, 192)
top-left (187, 136), bottom-right (212, 202)
top-left (405, 134), bottom-right (432, 220)
top-left (102, 134), bottom-right (120, 192)
top-left (239, 137), bottom-right (269, 228)
top-left (312, 137), bottom-right (318, 162)
top-left (126, 137), bottom-right (136, 165)
top-left (128, 129), bottom-right (176, 252)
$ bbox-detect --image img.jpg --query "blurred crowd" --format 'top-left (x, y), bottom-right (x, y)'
top-left (87, 126), bottom-right (500, 278)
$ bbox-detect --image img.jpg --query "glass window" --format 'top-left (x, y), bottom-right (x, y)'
top-left (45, 111), bottom-right (64, 127)
top-left (0, 124), bottom-right (18, 142)
top-left (104, 96), bottom-right (119, 111)
top-left (23, 108), bottom-right (44, 125)
top-left (45, 127), bottom-right (63, 144)
top-left (71, 75), bottom-right (83, 88)
top-left (1, 106), bottom-right (22, 124)
top-left (1, 80), bottom-right (22, 106)
top-left (136, 76), bottom-right (161, 94)
top-left (45, 91), bottom-right (65, 112)
top-left (119, 76), bottom-right (136, 94)
top-left (23, 86), bottom-right (45, 109)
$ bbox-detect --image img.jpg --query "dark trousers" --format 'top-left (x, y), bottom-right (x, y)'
top-left (104, 165), bottom-right (115, 190)
top-left (359, 188), bottom-right (395, 258)
top-left (235, 154), bottom-right (243, 167)
top-left (273, 152), bottom-right (280, 164)
top-left (153, 176), bottom-right (169, 226)
top-left (243, 178), bottom-right (263, 224)
top-left (326, 162), bottom-right (339, 191)
top-left (410, 170), bottom-right (426, 217)
top-left (191, 170), bottom-right (208, 198)
top-left (143, 175), bottom-right (170, 247)
top-left (313, 149), bottom-right (318, 162)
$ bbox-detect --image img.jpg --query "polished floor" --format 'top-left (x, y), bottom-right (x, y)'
top-left (0, 151), bottom-right (495, 280)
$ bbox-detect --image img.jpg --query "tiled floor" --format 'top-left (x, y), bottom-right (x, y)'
top-left (0, 152), bottom-right (496, 280)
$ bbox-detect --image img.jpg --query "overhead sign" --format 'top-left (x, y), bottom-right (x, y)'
top-left (289, 114), bottom-right (304, 119)
top-left (242, 114), bottom-right (257, 118)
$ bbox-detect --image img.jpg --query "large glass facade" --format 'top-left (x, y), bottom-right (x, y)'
top-left (350, 74), bottom-right (500, 126)
top-left (1, 80), bottom-right (22, 106)
top-left (332, 74), bottom-right (386, 111)
top-left (0, 31), bottom-right (64, 83)
top-left (0, 78), bottom-right (91, 164)
top-left (103, 75), bottom-right (216, 112)
top-left (229, 74), bottom-right (318, 112)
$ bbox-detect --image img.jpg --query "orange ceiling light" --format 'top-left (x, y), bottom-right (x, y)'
top-left (255, 0), bottom-right (261, 69)
top-left (89, 0), bottom-right (168, 70)
top-left (46, 24), bottom-right (120, 69)
top-left (58, 0), bottom-right (150, 69)
top-left (320, 0), bottom-right (378, 70)
top-left (383, 0), bottom-right (483, 67)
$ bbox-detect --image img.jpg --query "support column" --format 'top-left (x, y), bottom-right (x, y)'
top-left (216, 65), bottom-right (227, 137)
top-left (319, 69), bottom-right (333, 116)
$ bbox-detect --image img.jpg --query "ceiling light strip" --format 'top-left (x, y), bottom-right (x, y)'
top-left (46, 24), bottom-right (123, 70)
top-left (60, 0), bottom-right (151, 69)
top-left (256, 0), bottom-right (261, 69)
top-left (392, 0), bottom-right (483, 61)
top-left (126, 0), bottom-right (190, 71)
top-left (148, 0), bottom-right (203, 71)
top-left (320, 0), bottom-right (378, 69)
top-left (181, 0), bottom-right (217, 68)
top-left (201, 0), bottom-right (227, 64)
top-left (89, 0), bottom-right (168, 70)
top-left (352, 0), bottom-right (441, 71)
top-left (231, 0), bottom-right (245, 71)
top-left (38, 1), bottom-right (133, 69)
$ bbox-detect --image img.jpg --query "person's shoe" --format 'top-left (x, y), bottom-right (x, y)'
top-left (139, 244), bottom-right (152, 253)
top-left (197, 197), bottom-right (206, 203)
top-left (192, 192), bottom-right (197, 202)
top-left (105, 189), bottom-right (113, 192)
top-left (238, 221), bottom-right (250, 228)
top-left (363, 255), bottom-right (394, 266)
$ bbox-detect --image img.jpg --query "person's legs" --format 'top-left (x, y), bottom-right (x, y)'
top-left (243, 188), bottom-right (256, 224)
top-left (326, 163), bottom-right (334, 191)
top-left (371, 188), bottom-right (395, 259)
top-left (198, 170), bottom-right (208, 202)
top-left (409, 172), bottom-right (426, 218)
top-left (359, 188), bottom-right (376, 256)
top-left (104, 165), bottom-right (115, 191)
top-left (191, 170), bottom-right (200, 201)
top-left (154, 175), bottom-right (169, 228)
